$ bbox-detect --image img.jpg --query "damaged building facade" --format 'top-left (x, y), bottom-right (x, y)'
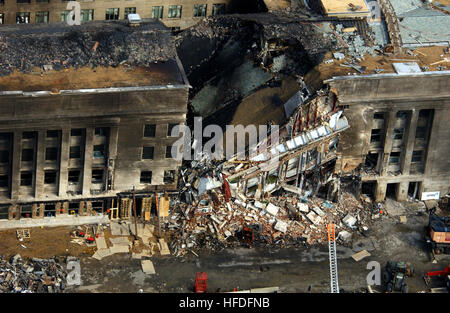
top-left (0, 22), bottom-right (189, 222)
top-left (328, 72), bottom-right (450, 202)
top-left (0, 0), bottom-right (229, 29)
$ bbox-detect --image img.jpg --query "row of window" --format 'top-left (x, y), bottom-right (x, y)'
top-left (144, 123), bottom-right (178, 137)
top-left (142, 146), bottom-right (174, 160)
top-left (1, 167), bottom-right (176, 187)
top-left (0, 4), bottom-right (226, 24)
top-left (388, 150), bottom-right (424, 165)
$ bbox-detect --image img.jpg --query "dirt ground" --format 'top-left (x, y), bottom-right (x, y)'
top-left (0, 226), bottom-right (89, 259)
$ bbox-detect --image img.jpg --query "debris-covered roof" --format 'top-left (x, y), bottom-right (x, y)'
top-left (0, 20), bottom-right (185, 91)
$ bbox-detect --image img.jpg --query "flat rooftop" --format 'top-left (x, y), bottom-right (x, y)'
top-left (0, 61), bottom-right (185, 92)
top-left (0, 20), bottom-right (187, 91)
top-left (320, 0), bottom-right (371, 17)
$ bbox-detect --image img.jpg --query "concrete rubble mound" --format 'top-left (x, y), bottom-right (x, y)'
top-left (0, 21), bottom-right (176, 76)
top-left (0, 254), bottom-right (69, 293)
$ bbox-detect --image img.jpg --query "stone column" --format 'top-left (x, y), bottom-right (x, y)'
top-left (381, 110), bottom-right (397, 176)
top-left (34, 130), bottom-right (46, 198)
top-left (11, 131), bottom-right (21, 201)
top-left (424, 109), bottom-right (442, 176)
top-left (402, 110), bottom-right (419, 175)
top-left (82, 127), bottom-right (94, 196)
top-left (375, 181), bottom-right (387, 202)
top-left (58, 129), bottom-right (70, 196)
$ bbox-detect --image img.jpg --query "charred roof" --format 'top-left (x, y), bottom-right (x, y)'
top-left (0, 20), bottom-right (184, 90)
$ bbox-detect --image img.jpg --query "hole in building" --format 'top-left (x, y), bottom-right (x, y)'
top-left (361, 181), bottom-right (376, 199)
top-left (44, 204), bottom-right (56, 217)
top-left (140, 171), bottom-right (152, 184)
top-left (164, 170), bottom-right (176, 184)
top-left (408, 182), bottom-right (421, 200)
top-left (364, 152), bottom-right (379, 171)
top-left (21, 205), bottom-right (32, 218)
top-left (386, 183), bottom-right (399, 199)
top-left (68, 169), bottom-right (81, 184)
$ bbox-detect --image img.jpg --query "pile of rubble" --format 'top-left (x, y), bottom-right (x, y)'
top-left (0, 254), bottom-right (68, 293)
top-left (164, 160), bottom-right (374, 258)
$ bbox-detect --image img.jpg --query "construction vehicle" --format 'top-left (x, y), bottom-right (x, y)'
top-left (383, 261), bottom-right (414, 293)
top-left (424, 266), bottom-right (450, 292)
top-left (425, 212), bottom-right (450, 254)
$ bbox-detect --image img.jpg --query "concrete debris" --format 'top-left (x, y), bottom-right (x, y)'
top-left (141, 260), bottom-right (156, 275)
top-left (343, 214), bottom-right (357, 228)
top-left (0, 255), bottom-right (69, 293)
top-left (351, 250), bottom-right (371, 262)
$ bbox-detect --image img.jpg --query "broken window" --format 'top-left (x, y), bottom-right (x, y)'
top-left (70, 146), bottom-right (81, 159)
top-left (142, 147), bottom-right (154, 160)
top-left (70, 129), bottom-right (83, 137)
top-left (105, 8), bottom-right (119, 20)
top-left (393, 128), bottom-right (404, 140)
top-left (22, 131), bottom-right (36, 139)
top-left (370, 129), bottom-right (381, 143)
top-left (95, 127), bottom-right (109, 137)
top-left (81, 9), bottom-right (94, 22)
top-left (212, 3), bottom-right (226, 15)
top-left (412, 150), bottom-right (423, 163)
top-left (389, 152), bottom-right (400, 164)
top-left (68, 170), bottom-right (80, 184)
top-left (164, 170), bottom-right (175, 184)
top-left (16, 12), bottom-right (30, 24)
top-left (415, 126), bottom-right (426, 139)
top-left (165, 146), bottom-right (173, 159)
top-left (61, 11), bottom-right (71, 22)
top-left (20, 172), bottom-right (32, 186)
top-left (396, 111), bottom-right (408, 119)
top-left (124, 7), bottom-right (136, 19)
top-left (140, 171), bottom-right (152, 184)
top-left (193, 4), bottom-right (207, 17)
top-left (168, 5), bottom-right (182, 18)
top-left (93, 145), bottom-right (105, 158)
top-left (373, 112), bottom-right (385, 120)
top-left (152, 6), bottom-right (163, 19)
top-left (0, 150), bottom-right (8, 163)
top-left (45, 147), bottom-right (58, 161)
top-left (21, 149), bottom-right (34, 162)
top-left (0, 175), bottom-right (8, 188)
top-left (44, 171), bottom-right (57, 184)
top-left (92, 169), bottom-right (104, 184)
top-left (35, 11), bottom-right (49, 23)
top-left (167, 123), bottom-right (178, 137)
top-left (144, 124), bottom-right (156, 137)
top-left (46, 130), bottom-right (59, 138)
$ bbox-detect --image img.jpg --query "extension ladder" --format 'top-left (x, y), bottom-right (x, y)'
top-left (327, 223), bottom-right (340, 293)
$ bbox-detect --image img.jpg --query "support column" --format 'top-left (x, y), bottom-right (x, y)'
top-left (107, 126), bottom-right (119, 191)
top-left (375, 181), bottom-right (387, 202)
top-left (11, 131), bottom-right (21, 201)
top-left (82, 127), bottom-right (94, 196)
top-left (424, 109), bottom-right (442, 176)
top-left (402, 110), bottom-right (419, 175)
top-left (397, 181), bottom-right (409, 202)
top-left (58, 129), bottom-right (70, 196)
top-left (381, 110), bottom-right (397, 176)
top-left (34, 130), bottom-right (45, 198)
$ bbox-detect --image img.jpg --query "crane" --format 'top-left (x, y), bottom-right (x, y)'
top-left (327, 223), bottom-right (340, 293)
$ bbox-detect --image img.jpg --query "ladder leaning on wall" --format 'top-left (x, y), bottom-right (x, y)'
top-left (327, 223), bottom-right (340, 293)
